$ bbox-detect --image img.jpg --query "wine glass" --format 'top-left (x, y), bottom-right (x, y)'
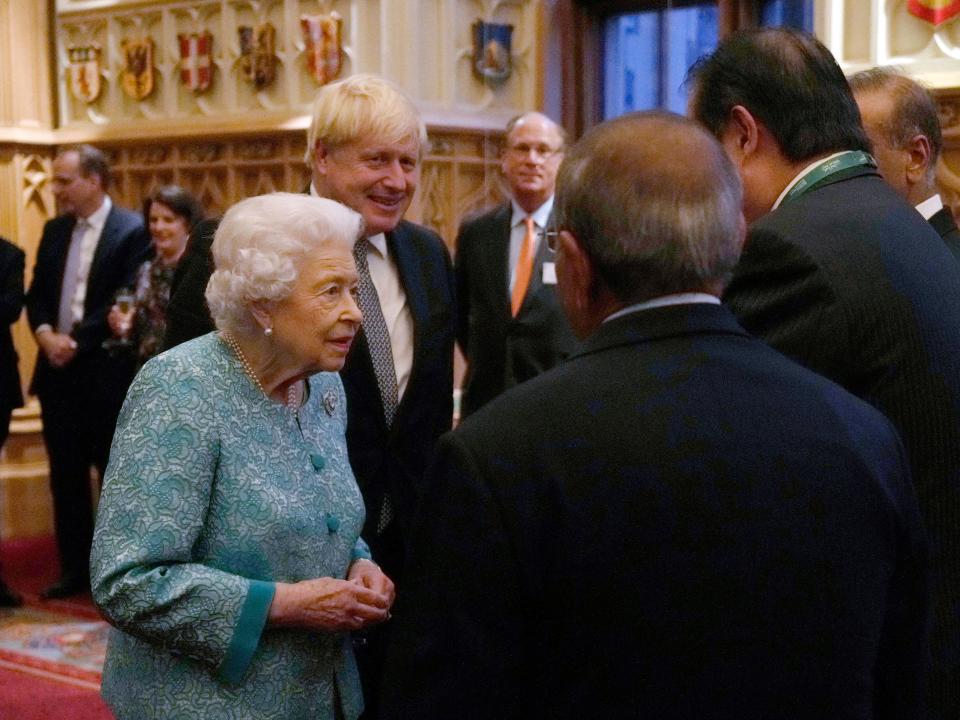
top-left (103, 288), bottom-right (136, 351)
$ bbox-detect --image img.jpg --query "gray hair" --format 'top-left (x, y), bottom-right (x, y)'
top-left (555, 111), bottom-right (743, 302)
top-left (206, 192), bottom-right (363, 336)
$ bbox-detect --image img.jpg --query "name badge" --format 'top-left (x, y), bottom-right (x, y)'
top-left (542, 262), bottom-right (557, 285)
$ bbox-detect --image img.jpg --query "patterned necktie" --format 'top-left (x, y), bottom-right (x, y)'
top-left (353, 238), bottom-right (399, 532)
top-left (57, 219), bottom-right (88, 333)
top-left (511, 217), bottom-right (537, 317)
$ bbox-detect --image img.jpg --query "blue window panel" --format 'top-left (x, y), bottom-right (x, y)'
top-left (664, 6), bottom-right (718, 114)
top-left (603, 6), bottom-right (717, 119)
top-left (761, 0), bottom-right (815, 30)
top-left (604, 12), bottom-right (660, 119)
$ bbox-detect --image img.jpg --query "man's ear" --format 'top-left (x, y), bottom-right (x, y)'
top-left (721, 105), bottom-right (760, 161)
top-left (904, 134), bottom-right (932, 186)
top-left (313, 141), bottom-right (330, 177)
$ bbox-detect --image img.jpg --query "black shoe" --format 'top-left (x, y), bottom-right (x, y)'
top-left (0, 580), bottom-right (21, 607)
top-left (41, 576), bottom-right (88, 600)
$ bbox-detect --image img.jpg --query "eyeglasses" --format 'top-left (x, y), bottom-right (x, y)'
top-left (506, 143), bottom-right (563, 160)
top-left (539, 228), bottom-right (560, 252)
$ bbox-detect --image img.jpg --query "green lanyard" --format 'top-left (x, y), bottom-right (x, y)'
top-left (781, 150), bottom-right (876, 206)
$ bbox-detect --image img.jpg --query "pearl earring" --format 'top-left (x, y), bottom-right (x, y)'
top-left (264, 327), bottom-right (273, 337)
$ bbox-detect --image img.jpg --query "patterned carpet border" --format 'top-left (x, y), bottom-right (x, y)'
top-left (0, 606), bottom-right (106, 690)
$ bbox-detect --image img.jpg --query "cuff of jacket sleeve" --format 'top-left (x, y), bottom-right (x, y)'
top-left (217, 580), bottom-right (275, 684)
top-left (351, 541), bottom-right (372, 562)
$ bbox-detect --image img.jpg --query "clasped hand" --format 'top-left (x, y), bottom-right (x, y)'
top-left (268, 562), bottom-right (395, 633)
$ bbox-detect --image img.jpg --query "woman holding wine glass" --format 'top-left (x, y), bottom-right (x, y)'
top-left (107, 185), bottom-right (203, 364)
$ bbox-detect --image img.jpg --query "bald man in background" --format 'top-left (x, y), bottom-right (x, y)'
top-left (851, 66), bottom-right (960, 260)
top-left (455, 112), bottom-right (578, 418)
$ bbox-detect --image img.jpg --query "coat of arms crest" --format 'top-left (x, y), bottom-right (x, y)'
top-left (67, 44), bottom-right (102, 103)
top-left (301, 12), bottom-right (344, 86)
top-left (120, 36), bottom-right (155, 100)
top-left (472, 20), bottom-right (513, 85)
top-left (908, 0), bottom-right (960, 26)
top-left (239, 23), bottom-right (277, 90)
top-left (179, 32), bottom-right (214, 94)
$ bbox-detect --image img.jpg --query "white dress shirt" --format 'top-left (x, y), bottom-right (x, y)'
top-left (69, 195), bottom-right (112, 325)
top-left (916, 193), bottom-right (944, 221)
top-left (604, 293), bottom-right (721, 324)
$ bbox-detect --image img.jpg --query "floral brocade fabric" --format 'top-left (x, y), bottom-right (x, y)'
top-left (131, 258), bottom-right (177, 364)
top-left (90, 333), bottom-right (370, 720)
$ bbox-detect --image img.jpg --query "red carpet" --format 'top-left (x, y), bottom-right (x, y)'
top-left (0, 536), bottom-right (113, 720)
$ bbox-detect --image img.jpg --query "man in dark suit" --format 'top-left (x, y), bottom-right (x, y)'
top-left (0, 236), bottom-right (25, 606)
top-left (689, 28), bottom-right (960, 717)
top-left (26, 145), bottom-right (148, 599)
top-left (850, 66), bottom-right (960, 259)
top-left (455, 112), bottom-right (577, 417)
top-left (381, 112), bottom-right (929, 720)
top-left (162, 75), bottom-right (455, 718)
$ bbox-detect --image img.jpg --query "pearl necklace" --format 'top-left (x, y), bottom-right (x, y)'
top-left (221, 332), bottom-right (299, 414)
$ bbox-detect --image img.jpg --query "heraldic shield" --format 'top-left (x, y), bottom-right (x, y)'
top-left (121, 37), bottom-right (155, 100)
top-left (239, 23), bottom-right (277, 89)
top-left (301, 12), bottom-right (343, 86)
top-left (68, 44), bottom-right (102, 103)
top-left (908, 0), bottom-right (960, 26)
top-left (179, 32), bottom-right (214, 94)
top-left (472, 20), bottom-right (513, 85)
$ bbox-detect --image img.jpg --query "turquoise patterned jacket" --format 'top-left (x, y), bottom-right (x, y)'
top-left (91, 333), bottom-right (371, 720)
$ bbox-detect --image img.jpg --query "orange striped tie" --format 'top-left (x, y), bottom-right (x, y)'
top-left (511, 217), bottom-right (536, 317)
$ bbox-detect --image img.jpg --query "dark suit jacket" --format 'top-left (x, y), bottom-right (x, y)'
top-left (26, 205), bottom-right (148, 397)
top-left (383, 303), bottom-right (928, 720)
top-left (725, 167), bottom-right (960, 714)
top-left (455, 202), bottom-right (578, 417)
top-left (928, 205), bottom-right (960, 262)
top-left (163, 217), bottom-right (456, 577)
top-left (0, 238), bottom-right (24, 412)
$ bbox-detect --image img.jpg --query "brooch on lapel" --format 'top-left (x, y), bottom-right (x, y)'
top-left (323, 390), bottom-right (337, 416)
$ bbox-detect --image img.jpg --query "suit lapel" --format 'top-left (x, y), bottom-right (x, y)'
top-left (52, 218), bottom-right (78, 309)
top-left (385, 223), bottom-right (428, 420)
top-left (490, 204), bottom-right (512, 317)
top-left (929, 206), bottom-right (958, 238)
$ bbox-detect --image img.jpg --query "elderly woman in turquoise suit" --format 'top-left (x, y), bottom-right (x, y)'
top-left (90, 192), bottom-right (394, 719)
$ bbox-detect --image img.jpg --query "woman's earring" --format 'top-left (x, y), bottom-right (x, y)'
top-left (264, 327), bottom-right (273, 337)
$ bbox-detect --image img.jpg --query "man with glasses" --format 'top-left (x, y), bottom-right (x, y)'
top-left (454, 112), bottom-right (578, 418)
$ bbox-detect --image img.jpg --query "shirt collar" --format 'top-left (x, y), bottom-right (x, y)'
top-left (603, 293), bottom-right (721, 324)
top-left (772, 151), bottom-right (848, 211)
top-left (916, 193), bottom-right (943, 221)
top-left (366, 232), bottom-right (388, 257)
top-left (81, 195), bottom-right (112, 232)
top-left (511, 196), bottom-right (554, 229)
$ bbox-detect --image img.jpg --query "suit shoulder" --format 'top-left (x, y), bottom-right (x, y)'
top-left (0, 237), bottom-right (24, 261)
top-left (459, 202), bottom-right (509, 230)
top-left (110, 205), bottom-right (144, 228)
top-left (396, 220), bottom-right (450, 259)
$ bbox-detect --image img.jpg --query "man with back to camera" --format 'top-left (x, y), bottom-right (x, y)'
top-left (380, 111), bottom-right (929, 720)
top-left (850, 66), bottom-right (960, 259)
top-left (161, 74), bottom-right (456, 718)
top-left (689, 27), bottom-right (960, 716)
top-left (0, 234), bottom-right (25, 606)
top-left (26, 144), bottom-right (149, 599)
top-left (455, 112), bottom-right (578, 417)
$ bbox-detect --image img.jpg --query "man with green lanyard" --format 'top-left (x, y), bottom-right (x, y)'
top-left (690, 27), bottom-right (960, 719)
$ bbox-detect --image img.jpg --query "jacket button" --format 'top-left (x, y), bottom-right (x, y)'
top-left (310, 453), bottom-right (325, 471)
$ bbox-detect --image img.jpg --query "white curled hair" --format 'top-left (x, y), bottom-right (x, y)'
top-left (205, 192), bottom-right (363, 336)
